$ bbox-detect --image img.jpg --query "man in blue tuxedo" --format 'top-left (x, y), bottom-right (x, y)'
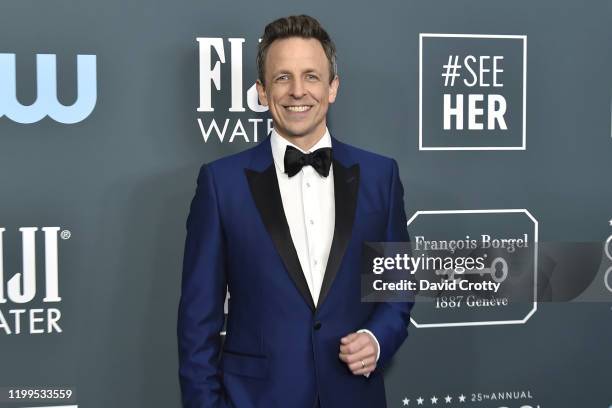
top-left (178, 14), bottom-right (413, 408)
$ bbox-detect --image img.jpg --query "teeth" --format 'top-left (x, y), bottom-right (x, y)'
top-left (286, 106), bottom-right (310, 112)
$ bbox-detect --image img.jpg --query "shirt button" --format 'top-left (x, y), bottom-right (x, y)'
top-left (314, 321), bottom-right (322, 330)
top-left (313, 260), bottom-right (318, 266)
top-left (306, 182), bottom-right (311, 188)
top-left (309, 220), bottom-right (314, 225)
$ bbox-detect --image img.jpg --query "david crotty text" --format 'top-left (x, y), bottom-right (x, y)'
top-left (372, 279), bottom-right (501, 293)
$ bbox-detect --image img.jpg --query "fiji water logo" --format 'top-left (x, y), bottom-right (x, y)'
top-left (0, 53), bottom-right (97, 124)
top-left (0, 227), bottom-right (65, 304)
top-left (196, 38), bottom-right (271, 143)
top-left (0, 227), bottom-right (70, 335)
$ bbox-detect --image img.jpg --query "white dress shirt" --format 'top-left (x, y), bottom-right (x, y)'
top-left (270, 128), bottom-right (380, 368)
top-left (271, 128), bottom-right (335, 306)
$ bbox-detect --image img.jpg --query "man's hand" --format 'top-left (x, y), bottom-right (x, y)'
top-left (338, 332), bottom-right (379, 376)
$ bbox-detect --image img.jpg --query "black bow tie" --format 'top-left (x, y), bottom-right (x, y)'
top-left (283, 145), bottom-right (332, 177)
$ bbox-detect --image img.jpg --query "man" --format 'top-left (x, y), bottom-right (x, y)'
top-left (178, 15), bottom-right (413, 408)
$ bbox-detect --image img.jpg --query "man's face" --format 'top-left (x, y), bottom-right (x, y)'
top-left (257, 37), bottom-right (339, 144)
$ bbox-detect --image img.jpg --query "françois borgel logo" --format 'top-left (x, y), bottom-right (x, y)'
top-left (197, 37), bottom-right (270, 143)
top-left (0, 53), bottom-right (97, 124)
top-left (419, 34), bottom-right (527, 150)
top-left (406, 209), bottom-right (538, 328)
top-left (0, 227), bottom-right (70, 335)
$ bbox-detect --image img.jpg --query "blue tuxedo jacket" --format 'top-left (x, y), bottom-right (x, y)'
top-left (178, 135), bottom-right (413, 408)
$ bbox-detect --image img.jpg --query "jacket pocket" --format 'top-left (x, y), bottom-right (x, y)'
top-left (220, 350), bottom-right (269, 379)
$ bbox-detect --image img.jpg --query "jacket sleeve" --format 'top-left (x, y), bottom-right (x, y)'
top-left (362, 158), bottom-right (414, 370)
top-left (178, 164), bottom-right (229, 408)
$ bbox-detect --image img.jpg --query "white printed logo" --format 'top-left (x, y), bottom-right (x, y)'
top-left (419, 34), bottom-right (527, 150)
top-left (407, 209), bottom-right (538, 328)
top-left (196, 37), bottom-right (271, 143)
top-left (0, 227), bottom-right (69, 335)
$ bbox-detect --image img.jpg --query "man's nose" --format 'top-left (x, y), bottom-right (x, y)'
top-left (289, 78), bottom-right (306, 98)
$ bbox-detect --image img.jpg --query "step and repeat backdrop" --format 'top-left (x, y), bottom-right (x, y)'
top-left (1, 0), bottom-right (611, 407)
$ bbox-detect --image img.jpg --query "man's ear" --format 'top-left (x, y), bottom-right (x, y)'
top-left (328, 75), bottom-right (339, 104)
top-left (256, 79), bottom-right (268, 106)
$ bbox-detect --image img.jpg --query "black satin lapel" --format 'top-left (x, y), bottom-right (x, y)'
top-left (317, 160), bottom-right (360, 309)
top-left (245, 165), bottom-right (316, 312)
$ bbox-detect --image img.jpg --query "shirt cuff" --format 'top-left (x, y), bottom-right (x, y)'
top-left (357, 329), bottom-right (380, 378)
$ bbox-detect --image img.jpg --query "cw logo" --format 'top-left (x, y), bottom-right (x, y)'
top-left (0, 53), bottom-right (97, 124)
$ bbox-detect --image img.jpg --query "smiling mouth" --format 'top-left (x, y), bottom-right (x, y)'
top-left (284, 105), bottom-right (312, 112)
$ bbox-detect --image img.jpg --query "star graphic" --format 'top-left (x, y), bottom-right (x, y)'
top-left (445, 395), bottom-right (452, 403)
top-left (417, 397), bottom-right (424, 405)
top-left (458, 394), bottom-right (466, 402)
top-left (402, 397), bottom-right (410, 406)
top-left (431, 396), bottom-right (438, 404)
